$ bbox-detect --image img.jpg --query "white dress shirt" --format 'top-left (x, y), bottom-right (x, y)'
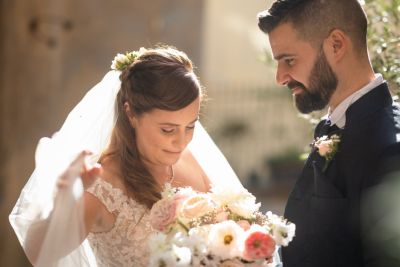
top-left (327, 74), bottom-right (385, 128)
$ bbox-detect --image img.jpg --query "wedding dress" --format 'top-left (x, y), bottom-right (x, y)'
top-left (86, 179), bottom-right (154, 267)
top-left (9, 70), bottom-right (245, 267)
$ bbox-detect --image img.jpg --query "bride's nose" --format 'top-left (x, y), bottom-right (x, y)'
top-left (172, 130), bottom-right (189, 150)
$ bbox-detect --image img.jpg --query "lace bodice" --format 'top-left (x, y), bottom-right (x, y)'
top-left (86, 179), bottom-right (155, 267)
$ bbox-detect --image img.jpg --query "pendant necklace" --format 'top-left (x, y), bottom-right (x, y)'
top-left (168, 165), bottom-right (175, 184)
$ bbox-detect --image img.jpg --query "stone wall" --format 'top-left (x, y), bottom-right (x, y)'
top-left (0, 1), bottom-right (203, 265)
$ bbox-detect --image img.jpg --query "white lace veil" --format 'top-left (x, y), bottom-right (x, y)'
top-left (9, 69), bottom-right (245, 266)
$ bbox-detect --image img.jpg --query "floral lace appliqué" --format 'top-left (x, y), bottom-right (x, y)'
top-left (86, 179), bottom-right (155, 267)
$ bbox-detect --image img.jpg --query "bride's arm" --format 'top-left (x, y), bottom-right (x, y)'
top-left (24, 151), bottom-right (103, 265)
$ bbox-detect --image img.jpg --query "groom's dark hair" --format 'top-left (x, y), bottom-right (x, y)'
top-left (258, 0), bottom-right (368, 51)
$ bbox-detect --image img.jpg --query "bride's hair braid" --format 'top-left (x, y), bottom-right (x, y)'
top-left (104, 46), bottom-right (202, 208)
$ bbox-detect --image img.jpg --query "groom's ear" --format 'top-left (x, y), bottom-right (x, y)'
top-left (323, 29), bottom-right (348, 63)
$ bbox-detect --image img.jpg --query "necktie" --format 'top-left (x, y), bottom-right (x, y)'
top-left (319, 120), bottom-right (340, 136)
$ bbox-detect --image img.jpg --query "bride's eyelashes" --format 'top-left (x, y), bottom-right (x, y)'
top-left (160, 125), bottom-right (196, 134)
top-left (161, 127), bottom-right (175, 134)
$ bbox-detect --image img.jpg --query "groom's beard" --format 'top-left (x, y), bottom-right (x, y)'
top-left (290, 49), bottom-right (338, 114)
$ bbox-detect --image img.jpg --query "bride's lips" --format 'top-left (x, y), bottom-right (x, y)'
top-left (164, 150), bottom-right (181, 155)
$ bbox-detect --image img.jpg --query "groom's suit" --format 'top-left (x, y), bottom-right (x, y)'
top-left (281, 83), bottom-right (400, 267)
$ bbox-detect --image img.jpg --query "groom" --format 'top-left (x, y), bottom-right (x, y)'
top-left (257, 0), bottom-right (400, 266)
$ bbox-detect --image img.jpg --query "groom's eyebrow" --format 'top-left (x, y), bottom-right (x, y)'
top-left (274, 53), bottom-right (295, 60)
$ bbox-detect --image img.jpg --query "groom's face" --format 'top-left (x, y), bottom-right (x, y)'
top-left (268, 23), bottom-right (338, 114)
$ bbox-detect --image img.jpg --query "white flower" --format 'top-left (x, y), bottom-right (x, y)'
top-left (211, 185), bottom-right (242, 204)
top-left (208, 220), bottom-right (244, 259)
top-left (172, 231), bottom-right (207, 255)
top-left (149, 243), bottom-right (191, 267)
top-left (110, 48), bottom-right (146, 71)
top-left (229, 195), bottom-right (261, 218)
top-left (137, 46), bottom-right (147, 54)
top-left (189, 225), bottom-right (211, 241)
top-left (110, 53), bottom-right (130, 70)
top-left (266, 211), bottom-right (296, 247)
top-left (192, 254), bottom-right (221, 267)
top-left (171, 245), bottom-right (192, 266)
top-left (148, 232), bottom-right (170, 253)
top-left (211, 186), bottom-right (261, 218)
top-left (149, 250), bottom-right (176, 267)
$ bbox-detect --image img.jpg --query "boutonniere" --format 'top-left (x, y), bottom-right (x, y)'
top-left (312, 134), bottom-right (341, 171)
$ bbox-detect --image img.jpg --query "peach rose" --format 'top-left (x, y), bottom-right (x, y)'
top-left (180, 194), bottom-right (216, 219)
top-left (316, 140), bottom-right (333, 156)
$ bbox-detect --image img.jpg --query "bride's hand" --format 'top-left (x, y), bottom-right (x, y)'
top-left (57, 150), bottom-right (103, 190)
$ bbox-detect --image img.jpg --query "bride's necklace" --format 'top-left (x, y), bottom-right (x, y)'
top-left (168, 165), bottom-right (175, 184)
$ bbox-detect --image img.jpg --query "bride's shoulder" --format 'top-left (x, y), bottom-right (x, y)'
top-left (98, 157), bottom-right (125, 189)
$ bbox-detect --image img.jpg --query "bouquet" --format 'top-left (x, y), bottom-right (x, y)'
top-left (148, 184), bottom-right (295, 267)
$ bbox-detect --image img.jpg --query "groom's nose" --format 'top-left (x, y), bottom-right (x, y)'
top-left (276, 64), bottom-right (290, 86)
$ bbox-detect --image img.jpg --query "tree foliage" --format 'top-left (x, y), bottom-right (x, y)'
top-left (362, 0), bottom-right (400, 96)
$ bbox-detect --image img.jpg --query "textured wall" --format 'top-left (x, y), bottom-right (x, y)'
top-left (0, 1), bottom-right (203, 265)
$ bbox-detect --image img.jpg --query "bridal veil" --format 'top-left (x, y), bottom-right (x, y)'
top-left (9, 69), bottom-right (244, 266)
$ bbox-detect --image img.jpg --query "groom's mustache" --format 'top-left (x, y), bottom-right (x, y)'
top-left (287, 81), bottom-right (306, 91)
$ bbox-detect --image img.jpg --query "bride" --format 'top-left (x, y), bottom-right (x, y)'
top-left (9, 46), bottom-right (244, 267)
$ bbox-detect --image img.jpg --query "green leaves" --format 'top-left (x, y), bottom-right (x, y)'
top-left (363, 0), bottom-right (400, 97)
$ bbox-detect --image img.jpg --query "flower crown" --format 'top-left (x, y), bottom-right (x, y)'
top-left (110, 47), bottom-right (147, 71)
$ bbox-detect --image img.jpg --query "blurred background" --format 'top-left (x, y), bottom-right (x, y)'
top-left (0, 0), bottom-right (398, 266)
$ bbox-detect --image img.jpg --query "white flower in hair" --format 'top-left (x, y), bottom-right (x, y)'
top-left (110, 47), bottom-right (147, 71)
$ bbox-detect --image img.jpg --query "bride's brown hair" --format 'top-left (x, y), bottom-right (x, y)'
top-left (103, 46), bottom-right (202, 208)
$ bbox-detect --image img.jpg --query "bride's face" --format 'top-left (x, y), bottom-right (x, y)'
top-left (132, 97), bottom-right (200, 167)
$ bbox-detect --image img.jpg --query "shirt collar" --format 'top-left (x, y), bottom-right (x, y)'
top-left (327, 74), bottom-right (384, 128)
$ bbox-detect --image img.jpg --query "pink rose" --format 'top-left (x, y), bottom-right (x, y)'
top-left (180, 194), bottom-right (215, 219)
top-left (243, 231), bottom-right (276, 261)
top-left (150, 198), bottom-right (178, 232)
top-left (215, 211), bottom-right (229, 222)
top-left (236, 220), bottom-right (251, 231)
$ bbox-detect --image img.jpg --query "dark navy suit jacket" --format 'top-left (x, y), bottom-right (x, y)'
top-left (281, 83), bottom-right (400, 267)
